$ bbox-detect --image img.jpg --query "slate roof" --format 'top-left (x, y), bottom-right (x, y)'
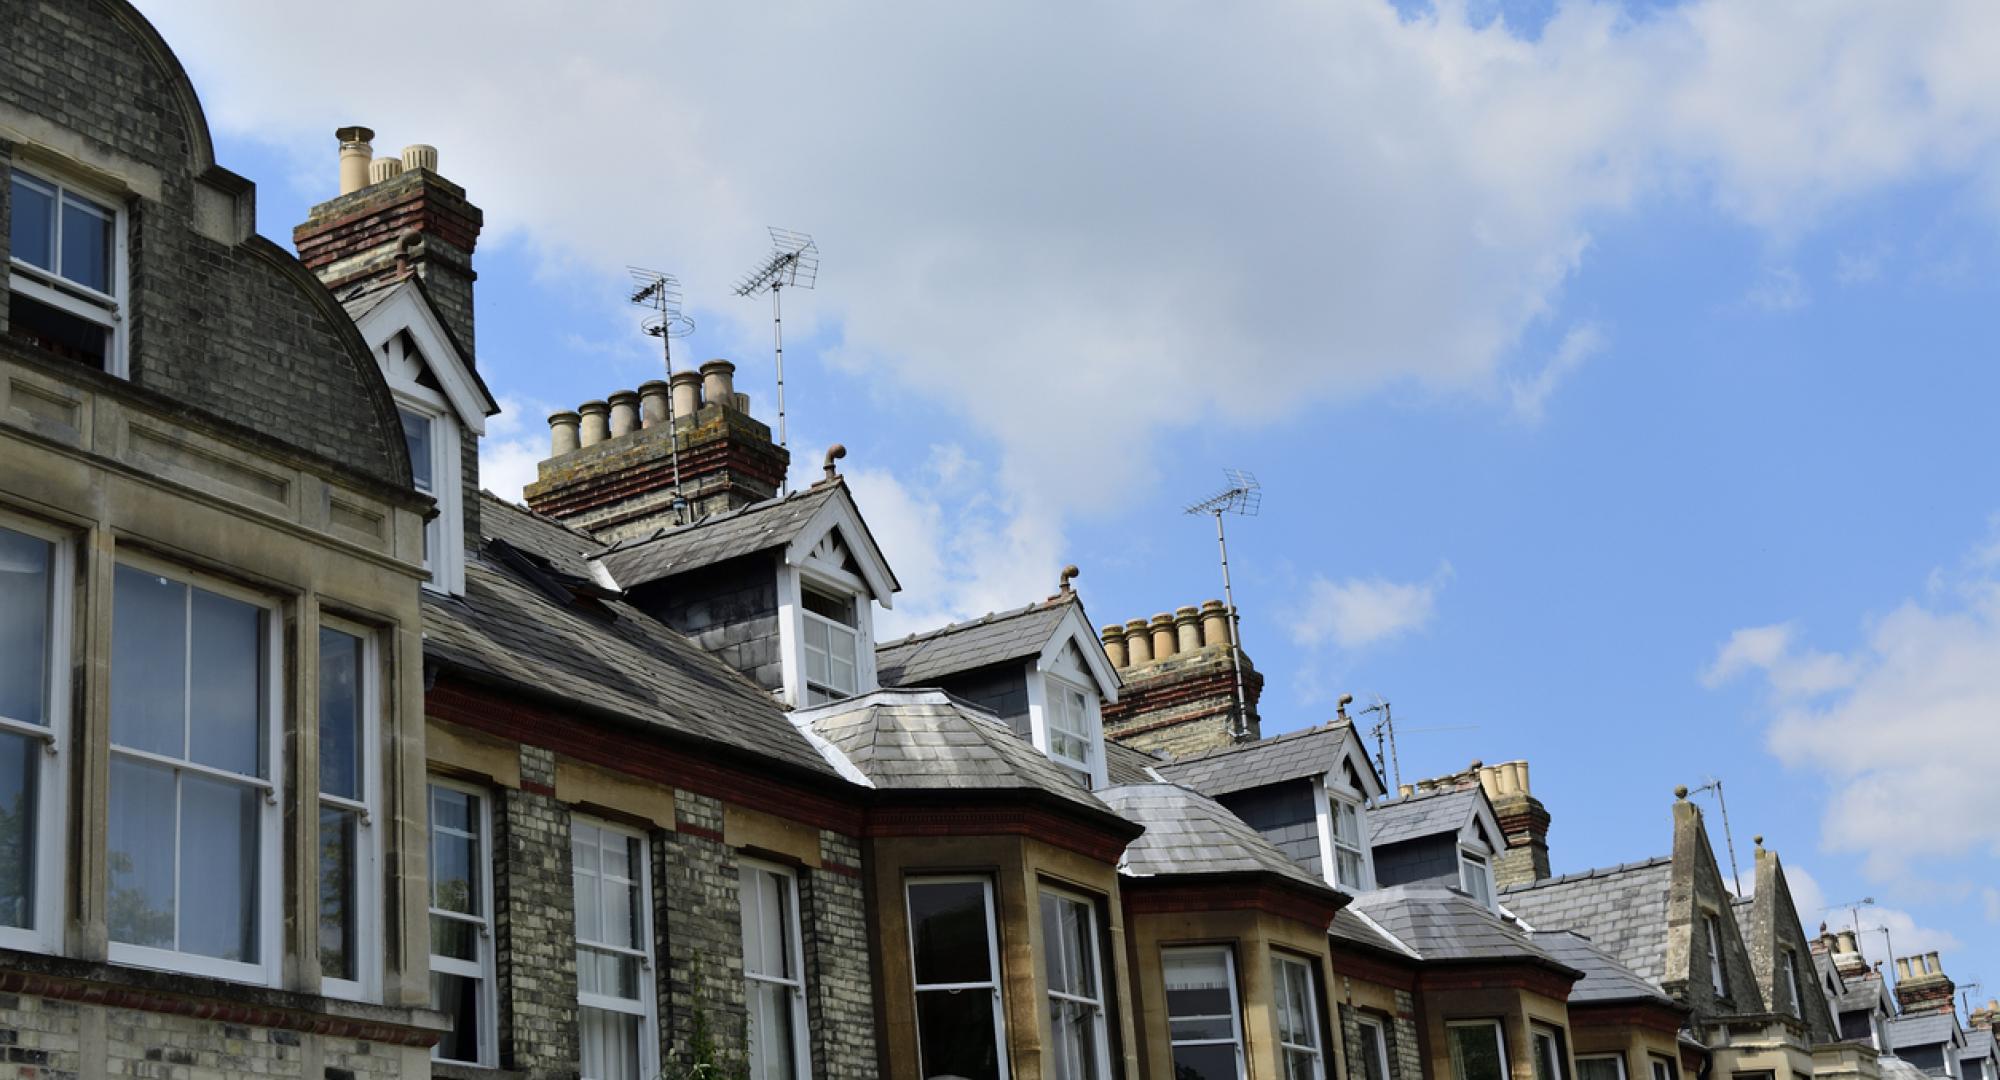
top-left (1830, 968), bottom-right (1888, 1015)
top-left (1331, 906), bottom-right (1418, 958)
top-left (1350, 886), bottom-right (1578, 973)
top-left (1097, 783), bottom-right (1334, 894)
top-left (421, 496), bottom-right (840, 779)
top-left (1533, 930), bottom-right (1678, 1006)
top-left (1501, 856), bottom-right (1676, 985)
top-left (1367, 786), bottom-right (1484, 847)
top-left (798, 689), bottom-right (1116, 819)
top-left (1105, 739), bottom-right (1167, 785)
top-left (1881, 1058), bottom-right (1935, 1080)
top-left (590, 483), bottom-right (846, 590)
top-left (1962, 1029), bottom-right (1994, 1061)
top-left (337, 278), bottom-right (399, 322)
top-left (1153, 722), bottom-right (1357, 799)
top-left (876, 597), bottom-right (1076, 687)
top-left (1888, 1012), bottom-right (1958, 1051)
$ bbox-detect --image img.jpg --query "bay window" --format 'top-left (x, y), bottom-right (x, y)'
top-left (801, 583), bottom-right (859, 705)
top-left (0, 520), bottom-right (68, 952)
top-left (430, 781), bottom-right (496, 1066)
top-left (1530, 1024), bottom-right (1569, 1080)
top-left (318, 624), bottom-right (377, 1000)
top-left (107, 562), bottom-right (279, 983)
top-left (573, 818), bottom-right (657, 1080)
top-left (1447, 1020), bottom-right (1508, 1080)
top-left (1041, 889), bottom-right (1110, 1080)
top-left (1272, 953), bottom-right (1326, 1080)
top-left (1578, 1055), bottom-right (1628, 1080)
top-left (907, 877), bottom-right (1007, 1080)
top-left (7, 167), bottom-right (126, 375)
top-left (742, 861), bottom-right (809, 1080)
top-left (1164, 946), bottom-right (1245, 1080)
top-left (1330, 797), bottom-right (1368, 891)
top-left (1355, 1015), bottom-right (1393, 1080)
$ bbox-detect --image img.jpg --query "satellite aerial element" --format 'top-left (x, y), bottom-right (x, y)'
top-left (734, 228), bottom-right (819, 492)
top-left (1185, 469), bottom-right (1262, 742)
top-left (629, 265), bottom-right (696, 522)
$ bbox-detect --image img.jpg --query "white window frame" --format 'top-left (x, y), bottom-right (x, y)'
top-left (1459, 847), bottom-right (1495, 910)
top-left (316, 618), bottom-right (381, 1003)
top-left (1704, 913), bottom-right (1727, 997)
top-left (1272, 952), bottom-right (1327, 1080)
top-left (0, 512), bottom-right (72, 955)
top-left (1447, 1019), bottom-right (1510, 1080)
top-left (1164, 944), bottom-right (1247, 1080)
top-left (741, 859), bottom-right (811, 1080)
top-left (1040, 886), bottom-right (1113, 1080)
top-left (1356, 1015), bottom-right (1395, 1080)
top-left (1030, 668), bottom-right (1102, 785)
top-left (7, 165), bottom-right (129, 378)
top-left (573, 816), bottom-right (658, 1080)
top-left (788, 567), bottom-right (866, 707)
top-left (428, 778), bottom-right (498, 1067)
top-left (1319, 780), bottom-right (1372, 892)
top-left (1530, 1023), bottom-right (1569, 1080)
top-left (390, 374), bottom-right (463, 596)
top-left (1578, 1054), bottom-right (1628, 1080)
top-left (1780, 949), bottom-right (1803, 1017)
top-left (105, 554), bottom-right (283, 985)
top-left (906, 875), bottom-right (1010, 1080)
top-left (1651, 1055), bottom-right (1680, 1080)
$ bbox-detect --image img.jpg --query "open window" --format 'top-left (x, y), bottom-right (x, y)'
top-left (1041, 888), bottom-right (1113, 1080)
top-left (429, 780), bottom-right (497, 1066)
top-left (8, 167), bottom-right (127, 375)
top-left (907, 877), bottom-right (1008, 1080)
top-left (800, 581), bottom-right (862, 705)
top-left (0, 516), bottom-right (71, 955)
top-left (1164, 945), bottom-right (1246, 1080)
top-left (1328, 794), bottom-right (1370, 892)
top-left (317, 622), bottom-right (380, 1001)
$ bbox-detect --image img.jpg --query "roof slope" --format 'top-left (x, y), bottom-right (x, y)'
top-left (1368, 787), bottom-right (1483, 847)
top-left (591, 483), bottom-right (843, 589)
top-left (798, 689), bottom-right (1111, 816)
top-left (1351, 886), bottom-right (1575, 971)
top-left (1963, 1029), bottom-right (1994, 1060)
top-left (1105, 739), bottom-right (1167, 785)
top-left (1533, 930), bottom-right (1678, 1006)
top-left (1331, 907), bottom-right (1418, 958)
top-left (1889, 1013), bottom-right (1958, 1050)
top-left (421, 496), bottom-right (838, 779)
top-left (1502, 857), bottom-right (1675, 985)
top-left (876, 597), bottom-right (1074, 686)
top-left (1154, 722), bottom-right (1356, 798)
top-left (1098, 783), bottom-right (1334, 894)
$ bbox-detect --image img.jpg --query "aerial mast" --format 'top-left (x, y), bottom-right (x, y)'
top-left (734, 227), bottom-right (819, 493)
top-left (628, 266), bottom-right (695, 523)
top-left (1184, 469), bottom-right (1262, 743)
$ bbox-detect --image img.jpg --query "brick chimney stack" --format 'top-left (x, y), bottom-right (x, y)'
top-left (1829, 929), bottom-right (1869, 978)
top-left (1893, 952), bottom-right (1957, 1016)
top-left (1099, 602), bottom-right (1261, 757)
top-left (1478, 760), bottom-right (1552, 889)
top-left (1969, 998), bottom-right (2000, 1034)
top-left (295, 129), bottom-right (484, 357)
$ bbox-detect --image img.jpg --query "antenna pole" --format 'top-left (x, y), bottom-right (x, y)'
top-left (661, 324), bottom-right (686, 521)
top-left (1213, 508), bottom-right (1251, 742)
top-left (1714, 779), bottom-right (1742, 896)
top-left (1384, 702), bottom-right (1401, 791)
top-left (772, 280), bottom-right (788, 491)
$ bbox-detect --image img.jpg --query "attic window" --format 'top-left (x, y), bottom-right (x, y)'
top-left (1459, 849), bottom-right (1494, 909)
top-left (1704, 913), bottom-right (1728, 996)
top-left (1781, 949), bottom-right (1803, 1017)
top-left (801, 583), bottom-right (859, 706)
top-left (1330, 797), bottom-right (1368, 891)
top-left (8, 169), bottom-right (126, 376)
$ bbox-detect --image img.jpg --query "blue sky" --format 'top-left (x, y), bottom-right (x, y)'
top-left (147, 0), bottom-right (1999, 1002)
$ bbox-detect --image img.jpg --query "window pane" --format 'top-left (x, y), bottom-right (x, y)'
top-left (745, 867), bottom-right (795, 980)
top-left (1165, 949), bottom-right (1236, 1040)
top-left (10, 174), bottom-right (54, 271)
top-left (916, 988), bottom-right (1001, 1080)
top-left (1337, 849), bottom-right (1366, 889)
top-left (1050, 997), bottom-right (1102, 1080)
top-left (1359, 1023), bottom-right (1388, 1080)
top-left (1170, 1043), bottom-right (1239, 1080)
top-left (430, 788), bottom-right (480, 915)
top-left (909, 881), bottom-right (993, 986)
top-left (602, 859), bottom-right (635, 951)
top-left (111, 566), bottom-right (186, 757)
top-left (0, 731), bottom-right (37, 928)
top-left (430, 915), bottom-right (480, 962)
top-left (180, 773), bottom-right (259, 963)
top-left (189, 587), bottom-right (263, 777)
top-left (319, 804), bottom-right (359, 980)
top-left (1333, 802), bottom-right (1360, 846)
top-left (580, 1006), bottom-right (642, 1080)
top-left (750, 979), bottom-right (800, 1080)
top-left (577, 947), bottom-right (640, 1000)
top-left (400, 409), bottom-right (434, 492)
top-left (318, 629), bottom-right (362, 799)
top-left (59, 196), bottom-right (110, 293)
top-left (1579, 1058), bottom-right (1625, 1080)
top-left (0, 528), bottom-right (51, 726)
top-left (1451, 1025), bottom-right (1506, 1080)
top-left (432, 972), bottom-right (483, 1063)
top-left (1274, 959), bottom-right (1316, 1047)
top-left (1533, 1032), bottom-right (1559, 1080)
top-left (107, 757), bottom-right (175, 948)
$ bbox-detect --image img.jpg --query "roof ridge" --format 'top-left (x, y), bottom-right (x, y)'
top-left (1162, 718), bottom-right (1349, 765)
top-left (1501, 853), bottom-right (1673, 893)
top-left (592, 481), bottom-right (834, 557)
top-left (880, 595), bottom-right (1070, 652)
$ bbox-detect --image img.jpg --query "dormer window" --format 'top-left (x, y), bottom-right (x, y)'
top-left (375, 329), bottom-right (467, 595)
top-left (1030, 640), bottom-right (1109, 788)
top-left (1459, 848), bottom-right (1494, 909)
top-left (8, 168), bottom-right (127, 376)
top-left (1044, 675), bottom-right (1094, 774)
top-left (1781, 949), bottom-right (1803, 1017)
top-left (1330, 797), bottom-right (1369, 891)
top-left (1704, 913), bottom-right (1728, 996)
top-left (801, 583), bottom-right (860, 705)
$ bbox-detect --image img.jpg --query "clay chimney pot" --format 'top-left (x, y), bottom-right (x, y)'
top-left (638, 381), bottom-right (670, 428)
top-left (1101, 624), bottom-right (1128, 668)
top-left (548, 411), bottom-right (580, 457)
top-left (336, 125), bottom-right (375, 196)
top-left (700, 360), bottom-right (736, 407)
top-left (1149, 614), bottom-right (1176, 660)
top-left (669, 370), bottom-right (702, 418)
top-left (608, 390), bottom-right (640, 438)
top-left (1199, 599), bottom-right (1230, 648)
top-left (1125, 619), bottom-right (1154, 664)
top-left (578, 400), bottom-right (610, 447)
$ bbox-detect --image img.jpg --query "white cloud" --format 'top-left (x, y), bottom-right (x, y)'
top-left (1705, 527), bottom-right (2000, 877)
top-left (1781, 865), bottom-right (1962, 965)
top-left (1746, 265), bottom-right (1811, 312)
top-left (1834, 250), bottom-right (1885, 285)
top-left (1291, 562), bottom-right (1453, 651)
top-left (477, 395), bottom-right (553, 502)
top-left (1509, 323), bottom-right (1605, 424)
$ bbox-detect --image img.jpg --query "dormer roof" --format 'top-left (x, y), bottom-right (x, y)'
top-left (1366, 784), bottom-right (1502, 850)
top-left (590, 479), bottom-right (898, 602)
top-left (876, 593), bottom-right (1120, 699)
top-left (342, 275), bottom-right (497, 432)
top-left (1153, 720), bottom-right (1382, 800)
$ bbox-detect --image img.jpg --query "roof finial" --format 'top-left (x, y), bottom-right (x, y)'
top-left (822, 442), bottom-right (846, 482)
top-left (1674, 784), bottom-right (1689, 800)
top-left (1058, 564), bottom-right (1080, 596)
top-left (1753, 834), bottom-right (1765, 851)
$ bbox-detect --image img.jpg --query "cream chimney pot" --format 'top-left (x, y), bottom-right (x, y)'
top-left (1101, 624), bottom-right (1128, 669)
top-left (336, 125), bottom-right (375, 196)
top-left (608, 390), bottom-right (639, 438)
top-left (1174, 606), bottom-right (1202, 653)
top-left (368, 157), bottom-right (403, 185)
top-left (700, 360), bottom-right (736, 407)
top-left (1125, 619), bottom-right (1154, 664)
top-left (548, 411), bottom-right (580, 457)
top-left (638, 381), bottom-right (670, 428)
top-left (670, 370), bottom-right (702, 418)
top-left (401, 144), bottom-right (439, 173)
top-left (1199, 599), bottom-right (1230, 647)
top-left (1149, 614), bottom-right (1176, 660)
top-left (578, 400), bottom-right (610, 447)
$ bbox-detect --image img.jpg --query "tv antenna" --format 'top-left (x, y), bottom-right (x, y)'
top-left (1826, 897), bottom-right (1875, 938)
top-left (734, 227), bottom-right (819, 492)
top-left (1358, 696), bottom-right (1402, 793)
top-left (1185, 468), bottom-right (1261, 743)
top-left (1688, 777), bottom-right (1743, 896)
top-left (629, 266), bottom-right (696, 523)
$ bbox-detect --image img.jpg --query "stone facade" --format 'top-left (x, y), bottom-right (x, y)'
top-left (1663, 795), bottom-right (1768, 1023)
top-left (493, 747), bottom-right (580, 1077)
top-left (1338, 994), bottom-right (1425, 1080)
top-left (801, 830), bottom-right (877, 1080)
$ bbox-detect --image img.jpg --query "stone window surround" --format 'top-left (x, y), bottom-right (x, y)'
top-left (106, 550), bottom-right (285, 987)
top-left (905, 874), bottom-right (1010, 1079)
top-left (1272, 949), bottom-right (1329, 1080)
top-left (316, 616), bottom-right (382, 1005)
top-left (1038, 883), bottom-right (1115, 1080)
top-left (1164, 942), bottom-right (1248, 1079)
top-left (0, 510), bottom-right (73, 956)
top-left (6, 160), bottom-right (131, 379)
top-left (429, 775), bottom-right (500, 1067)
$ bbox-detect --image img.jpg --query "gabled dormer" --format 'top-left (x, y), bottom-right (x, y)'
top-left (590, 473), bottom-right (899, 708)
top-left (1366, 771), bottom-right (1506, 910)
top-left (874, 572), bottom-right (1121, 786)
top-left (342, 276), bottom-right (497, 596)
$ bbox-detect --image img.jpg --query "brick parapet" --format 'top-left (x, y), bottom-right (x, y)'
top-left (493, 746), bottom-right (580, 1077)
